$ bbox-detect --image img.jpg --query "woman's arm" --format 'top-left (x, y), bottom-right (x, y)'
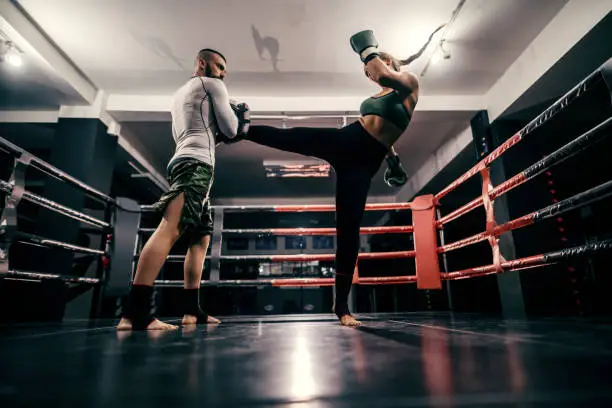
top-left (365, 59), bottom-right (419, 95)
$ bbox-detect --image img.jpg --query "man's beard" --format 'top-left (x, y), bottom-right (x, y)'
top-left (205, 65), bottom-right (221, 80)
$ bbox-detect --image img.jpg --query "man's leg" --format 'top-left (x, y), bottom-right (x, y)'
top-left (179, 166), bottom-right (219, 325)
top-left (117, 193), bottom-right (185, 330)
top-left (181, 234), bottom-right (220, 325)
top-left (184, 234), bottom-right (210, 289)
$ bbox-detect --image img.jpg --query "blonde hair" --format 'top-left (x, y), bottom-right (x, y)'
top-left (379, 52), bottom-right (401, 72)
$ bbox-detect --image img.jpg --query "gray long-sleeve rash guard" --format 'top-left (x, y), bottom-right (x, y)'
top-left (168, 76), bottom-right (238, 169)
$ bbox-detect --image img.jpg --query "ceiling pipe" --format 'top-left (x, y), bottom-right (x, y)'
top-left (420, 0), bottom-right (467, 77)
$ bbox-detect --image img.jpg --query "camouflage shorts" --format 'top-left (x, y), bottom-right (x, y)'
top-left (152, 158), bottom-right (214, 238)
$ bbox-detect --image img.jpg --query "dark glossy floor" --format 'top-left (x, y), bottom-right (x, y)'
top-left (2, 312), bottom-right (612, 407)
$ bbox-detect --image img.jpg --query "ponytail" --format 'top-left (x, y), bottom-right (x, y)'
top-left (398, 24), bottom-right (446, 67)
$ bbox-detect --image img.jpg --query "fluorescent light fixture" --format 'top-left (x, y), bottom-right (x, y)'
top-left (264, 160), bottom-right (331, 178)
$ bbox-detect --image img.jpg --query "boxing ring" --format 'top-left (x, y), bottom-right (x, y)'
top-left (129, 59), bottom-right (612, 300)
top-left (0, 58), bottom-right (611, 319)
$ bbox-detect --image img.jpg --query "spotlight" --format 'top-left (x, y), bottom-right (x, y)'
top-left (431, 52), bottom-right (442, 65)
top-left (6, 52), bottom-right (22, 67)
top-left (0, 38), bottom-right (24, 68)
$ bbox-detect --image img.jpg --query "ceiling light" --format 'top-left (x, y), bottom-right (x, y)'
top-left (431, 52), bottom-right (442, 65)
top-left (6, 52), bottom-right (22, 67)
top-left (0, 37), bottom-right (24, 68)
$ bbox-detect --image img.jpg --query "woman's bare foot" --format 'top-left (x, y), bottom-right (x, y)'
top-left (332, 304), bottom-right (361, 327)
top-left (116, 317), bottom-right (178, 331)
top-left (182, 314), bottom-right (221, 325)
top-left (339, 314), bottom-right (361, 327)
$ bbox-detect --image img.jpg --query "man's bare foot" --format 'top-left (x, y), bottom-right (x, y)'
top-left (339, 314), bottom-right (361, 327)
top-left (116, 317), bottom-right (178, 331)
top-left (182, 314), bottom-right (221, 325)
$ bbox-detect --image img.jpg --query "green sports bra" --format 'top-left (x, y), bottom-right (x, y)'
top-left (359, 91), bottom-right (411, 131)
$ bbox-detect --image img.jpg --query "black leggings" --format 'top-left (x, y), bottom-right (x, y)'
top-left (246, 122), bottom-right (388, 316)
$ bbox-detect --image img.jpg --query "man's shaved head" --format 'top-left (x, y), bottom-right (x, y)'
top-left (197, 49), bottom-right (226, 64)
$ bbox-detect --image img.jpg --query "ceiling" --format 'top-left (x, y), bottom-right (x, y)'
top-left (3, 0), bottom-right (608, 206)
top-left (503, 11), bottom-right (612, 118)
top-left (16, 0), bottom-right (569, 97)
top-left (0, 47), bottom-right (87, 110)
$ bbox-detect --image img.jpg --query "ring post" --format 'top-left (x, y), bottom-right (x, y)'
top-left (411, 195), bottom-right (441, 289)
top-left (108, 197), bottom-right (141, 298)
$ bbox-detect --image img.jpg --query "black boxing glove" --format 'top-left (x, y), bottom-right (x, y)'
top-left (350, 30), bottom-right (380, 64)
top-left (230, 100), bottom-right (250, 136)
top-left (217, 100), bottom-right (250, 145)
top-left (384, 154), bottom-right (408, 188)
top-left (215, 132), bottom-right (234, 145)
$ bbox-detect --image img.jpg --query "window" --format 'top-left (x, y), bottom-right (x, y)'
top-left (313, 236), bottom-right (334, 249)
top-left (227, 237), bottom-right (249, 250)
top-left (286, 236), bottom-right (306, 250)
top-left (255, 235), bottom-right (277, 250)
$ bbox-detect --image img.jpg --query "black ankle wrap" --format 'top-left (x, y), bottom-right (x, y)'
top-left (124, 284), bottom-right (155, 330)
top-left (183, 288), bottom-right (208, 323)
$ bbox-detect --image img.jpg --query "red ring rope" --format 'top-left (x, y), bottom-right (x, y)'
top-left (222, 225), bottom-right (414, 236)
top-left (437, 173), bottom-right (528, 227)
top-left (218, 250), bottom-right (416, 262)
top-left (441, 255), bottom-right (545, 280)
top-left (272, 202), bottom-right (412, 212)
top-left (434, 64), bottom-right (604, 202)
top-left (270, 275), bottom-right (417, 287)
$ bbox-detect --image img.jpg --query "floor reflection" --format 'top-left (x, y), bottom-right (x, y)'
top-left (290, 327), bottom-right (316, 400)
top-left (421, 326), bottom-right (453, 406)
top-left (0, 313), bottom-right (610, 407)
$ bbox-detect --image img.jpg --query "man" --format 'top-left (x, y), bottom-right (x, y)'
top-left (117, 49), bottom-right (250, 330)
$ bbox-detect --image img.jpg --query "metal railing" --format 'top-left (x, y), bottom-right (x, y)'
top-left (0, 135), bottom-right (116, 317)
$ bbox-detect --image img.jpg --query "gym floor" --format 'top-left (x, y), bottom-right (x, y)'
top-left (1, 312), bottom-right (612, 407)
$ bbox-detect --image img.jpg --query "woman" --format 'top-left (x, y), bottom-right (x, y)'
top-left (241, 27), bottom-right (443, 326)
